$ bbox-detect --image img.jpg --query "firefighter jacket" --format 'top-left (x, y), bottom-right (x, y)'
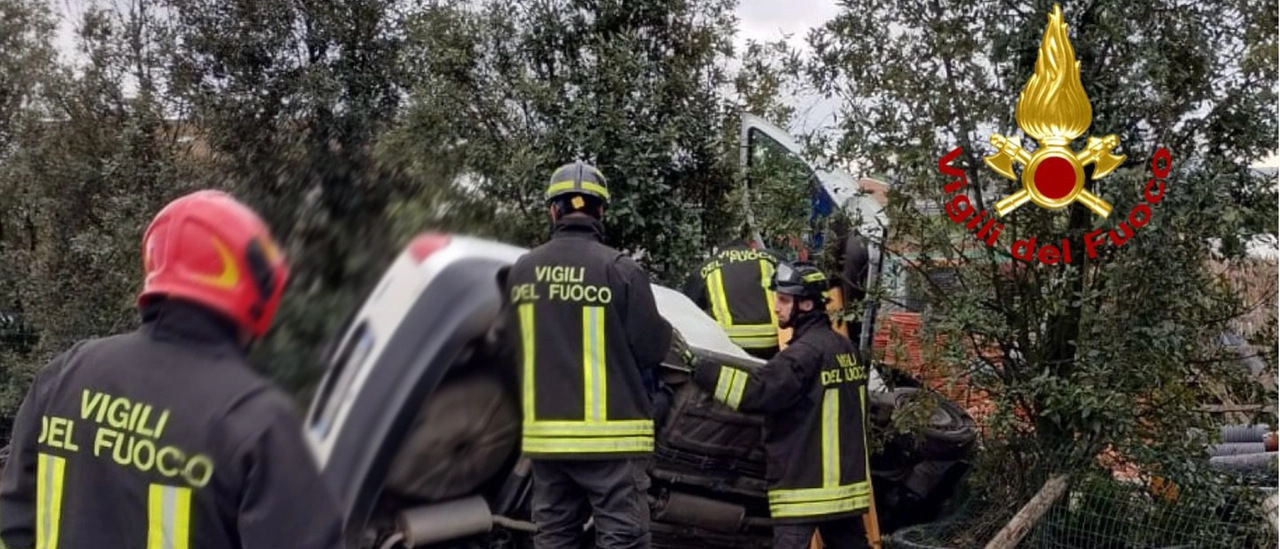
top-left (692, 312), bottom-right (870, 523)
top-left (0, 300), bottom-right (344, 549)
top-left (682, 240), bottom-right (781, 356)
top-left (506, 215), bottom-right (673, 460)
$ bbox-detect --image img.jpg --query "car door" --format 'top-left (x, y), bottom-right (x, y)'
top-left (740, 113), bottom-right (888, 353)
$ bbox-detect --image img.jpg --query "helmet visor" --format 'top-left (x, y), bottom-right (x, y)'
top-left (772, 262), bottom-right (803, 291)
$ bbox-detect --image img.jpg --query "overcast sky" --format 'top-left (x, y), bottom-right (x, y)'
top-left (734, 0), bottom-right (844, 137)
top-left (49, 0), bottom-right (843, 62)
top-left (737, 0), bottom-right (840, 47)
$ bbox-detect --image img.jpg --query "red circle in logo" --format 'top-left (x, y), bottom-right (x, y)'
top-left (1034, 156), bottom-right (1076, 199)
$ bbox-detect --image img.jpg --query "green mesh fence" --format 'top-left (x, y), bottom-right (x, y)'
top-left (884, 443), bottom-right (1278, 549)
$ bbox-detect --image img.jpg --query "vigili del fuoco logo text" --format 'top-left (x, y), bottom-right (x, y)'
top-left (937, 3), bottom-right (1173, 264)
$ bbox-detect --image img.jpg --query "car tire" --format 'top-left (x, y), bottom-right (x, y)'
top-left (879, 388), bottom-right (977, 463)
top-left (385, 372), bottom-right (521, 502)
top-left (918, 393), bottom-right (977, 461)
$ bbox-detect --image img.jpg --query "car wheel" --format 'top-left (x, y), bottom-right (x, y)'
top-left (879, 388), bottom-right (977, 462)
top-left (385, 373), bottom-right (521, 502)
top-left (918, 393), bottom-right (977, 461)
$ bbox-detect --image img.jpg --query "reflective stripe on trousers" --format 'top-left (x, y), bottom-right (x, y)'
top-left (148, 484), bottom-right (192, 549)
top-left (521, 303), bottom-right (654, 454)
top-left (767, 386), bottom-right (871, 518)
top-left (36, 453), bottom-right (66, 549)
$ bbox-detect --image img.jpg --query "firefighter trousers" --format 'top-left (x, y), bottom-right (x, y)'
top-left (531, 458), bottom-right (651, 549)
top-left (772, 516), bottom-right (867, 549)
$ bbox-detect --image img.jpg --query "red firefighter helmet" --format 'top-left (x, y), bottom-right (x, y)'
top-left (138, 190), bottom-right (290, 338)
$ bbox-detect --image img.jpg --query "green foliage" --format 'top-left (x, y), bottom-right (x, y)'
top-left (0, 0), bottom-right (783, 408)
top-left (158, 0), bottom-right (413, 396)
top-left (0, 1), bottom-right (199, 430)
top-left (387, 0), bottom-right (746, 285)
top-left (744, 124), bottom-right (817, 253)
top-left (806, 0), bottom-right (1277, 479)
top-left (0, 0), bottom-right (56, 432)
top-left (892, 444), bottom-right (1276, 549)
top-left (729, 38), bottom-right (822, 261)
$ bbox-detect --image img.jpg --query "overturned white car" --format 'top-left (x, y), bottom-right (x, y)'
top-left (303, 232), bottom-right (977, 549)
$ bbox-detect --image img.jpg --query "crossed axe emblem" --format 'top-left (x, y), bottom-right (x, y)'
top-left (984, 4), bottom-right (1126, 218)
top-left (986, 134), bottom-right (1125, 218)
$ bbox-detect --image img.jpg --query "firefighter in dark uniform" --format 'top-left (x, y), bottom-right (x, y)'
top-left (682, 233), bottom-right (783, 360)
top-left (0, 190), bottom-right (344, 549)
top-left (506, 161), bottom-right (673, 549)
top-left (689, 261), bottom-right (870, 549)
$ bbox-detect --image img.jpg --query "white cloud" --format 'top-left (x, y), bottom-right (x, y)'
top-left (49, 0), bottom-right (95, 66)
top-left (735, 0), bottom-right (840, 50)
top-left (1253, 153), bottom-right (1279, 168)
top-left (735, 0), bottom-right (844, 145)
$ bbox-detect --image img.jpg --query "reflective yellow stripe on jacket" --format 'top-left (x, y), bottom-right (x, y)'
top-left (705, 259), bottom-right (778, 350)
top-left (712, 366), bottom-right (749, 411)
top-left (521, 303), bottom-right (654, 454)
top-left (761, 259), bottom-right (779, 328)
top-left (147, 484), bottom-right (192, 549)
top-left (36, 453), bottom-right (66, 549)
top-left (766, 385), bottom-right (871, 518)
top-left (725, 325), bottom-right (778, 350)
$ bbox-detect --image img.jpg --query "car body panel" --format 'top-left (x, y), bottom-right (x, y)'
top-left (305, 237), bottom-right (523, 543)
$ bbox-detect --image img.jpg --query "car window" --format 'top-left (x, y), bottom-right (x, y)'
top-left (745, 127), bottom-right (819, 257)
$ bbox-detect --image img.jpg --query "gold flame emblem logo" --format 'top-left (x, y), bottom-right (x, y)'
top-left (986, 4), bottom-right (1125, 218)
